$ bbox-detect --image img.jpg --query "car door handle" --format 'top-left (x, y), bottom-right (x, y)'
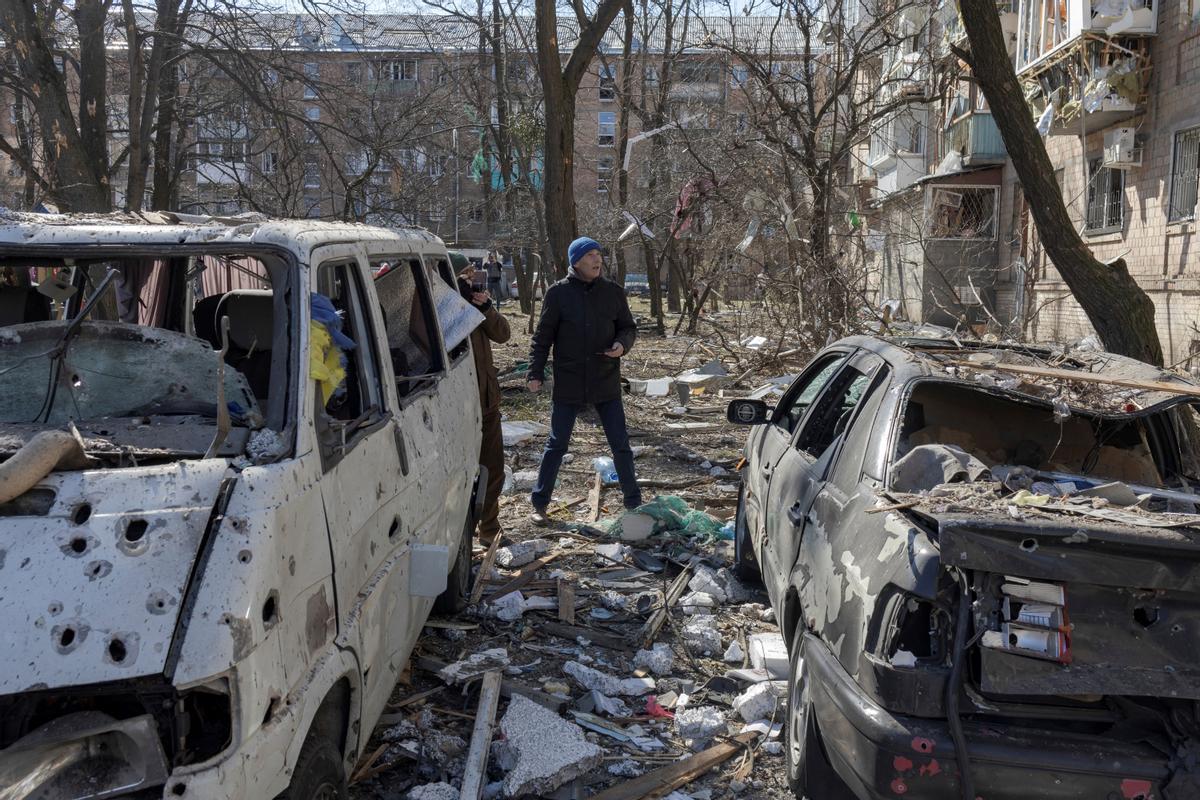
top-left (788, 501), bottom-right (805, 527)
top-left (393, 425), bottom-right (410, 476)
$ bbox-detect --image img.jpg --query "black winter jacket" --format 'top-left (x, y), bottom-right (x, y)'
top-left (528, 275), bottom-right (637, 404)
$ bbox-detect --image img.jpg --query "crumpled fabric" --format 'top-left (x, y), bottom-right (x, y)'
top-left (309, 293), bottom-right (355, 406)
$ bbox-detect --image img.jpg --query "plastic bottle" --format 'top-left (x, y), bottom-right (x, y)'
top-left (591, 456), bottom-right (619, 485)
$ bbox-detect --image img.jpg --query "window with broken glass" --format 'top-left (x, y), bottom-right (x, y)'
top-left (371, 256), bottom-right (445, 399)
top-left (1169, 126), bottom-right (1200, 222)
top-left (1085, 157), bottom-right (1125, 233)
top-left (599, 63), bottom-right (616, 101)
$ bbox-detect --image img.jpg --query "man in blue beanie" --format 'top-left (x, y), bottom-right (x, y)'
top-left (526, 236), bottom-right (640, 524)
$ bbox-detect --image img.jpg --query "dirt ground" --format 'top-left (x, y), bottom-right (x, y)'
top-left (349, 297), bottom-right (812, 800)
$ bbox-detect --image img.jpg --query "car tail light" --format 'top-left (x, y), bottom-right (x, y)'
top-left (980, 577), bottom-right (1071, 664)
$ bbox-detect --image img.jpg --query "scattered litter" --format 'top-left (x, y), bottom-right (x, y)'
top-left (495, 695), bottom-right (603, 797)
top-left (723, 641), bottom-right (744, 663)
top-left (748, 633), bottom-right (788, 679)
top-left (631, 550), bottom-right (665, 573)
top-left (634, 643), bottom-right (675, 676)
top-left (542, 680), bottom-right (571, 695)
top-left (496, 538), bottom-right (551, 569)
top-left (583, 690), bottom-right (631, 717)
top-left (607, 759), bottom-right (644, 778)
top-left (589, 607), bottom-right (616, 620)
top-left (563, 661), bottom-right (656, 696)
top-left (439, 649), bottom-right (510, 684)
top-left (489, 591), bottom-right (557, 621)
top-left (607, 495), bottom-right (725, 541)
top-left (762, 741), bottom-right (783, 755)
top-left (594, 543), bottom-right (631, 564)
top-left (726, 667), bottom-right (770, 683)
top-left (742, 718), bottom-right (784, 738)
top-left (717, 568), bottom-right (753, 603)
top-left (645, 695), bottom-right (675, 719)
top-left (732, 680), bottom-right (787, 722)
top-left (502, 420), bottom-right (549, 447)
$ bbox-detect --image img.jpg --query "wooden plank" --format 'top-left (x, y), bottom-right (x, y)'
top-left (947, 359), bottom-right (1200, 399)
top-left (587, 732), bottom-right (755, 800)
top-left (460, 670), bottom-right (503, 800)
top-left (469, 530), bottom-right (504, 606)
top-left (484, 552), bottom-right (561, 604)
top-left (558, 578), bottom-right (576, 625)
top-left (639, 565), bottom-right (693, 649)
top-left (588, 472), bottom-right (604, 522)
top-left (538, 619), bottom-right (633, 652)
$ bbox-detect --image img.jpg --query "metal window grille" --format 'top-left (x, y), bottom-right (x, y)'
top-left (1170, 127), bottom-right (1200, 222)
top-left (597, 157), bottom-right (614, 193)
top-left (928, 187), bottom-right (997, 239)
top-left (1085, 158), bottom-right (1124, 231)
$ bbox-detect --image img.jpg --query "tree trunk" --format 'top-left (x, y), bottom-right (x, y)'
top-left (957, 0), bottom-right (1163, 366)
top-left (150, 2), bottom-right (184, 210)
top-left (535, 0), bottom-right (625, 277)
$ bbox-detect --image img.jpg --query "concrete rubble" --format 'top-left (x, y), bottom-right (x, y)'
top-left (494, 694), bottom-right (604, 797)
top-left (408, 783), bottom-right (459, 800)
top-left (675, 705), bottom-right (727, 744)
top-left (563, 660), bottom-right (656, 696)
top-left (748, 632), bottom-right (789, 679)
top-left (723, 641), bottom-right (744, 663)
top-left (732, 680), bottom-right (788, 722)
top-left (688, 566), bottom-right (728, 603)
top-left (607, 759), bottom-right (645, 778)
top-left (633, 642), bottom-right (675, 676)
top-left (679, 590), bottom-right (718, 615)
top-left (682, 617), bottom-right (723, 655)
top-left (495, 538), bottom-right (551, 569)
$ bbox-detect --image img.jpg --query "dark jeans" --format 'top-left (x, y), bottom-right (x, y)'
top-left (532, 398), bottom-right (642, 511)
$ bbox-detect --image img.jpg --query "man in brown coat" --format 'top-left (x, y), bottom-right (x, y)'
top-left (452, 252), bottom-right (511, 544)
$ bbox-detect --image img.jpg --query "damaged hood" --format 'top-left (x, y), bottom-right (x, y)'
top-left (0, 459), bottom-right (229, 693)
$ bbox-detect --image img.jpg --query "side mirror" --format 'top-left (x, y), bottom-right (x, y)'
top-left (727, 399), bottom-right (771, 425)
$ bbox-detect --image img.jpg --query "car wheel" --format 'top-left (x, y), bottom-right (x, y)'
top-left (733, 485), bottom-right (761, 584)
top-left (280, 732), bottom-right (346, 800)
top-left (433, 513), bottom-right (472, 615)
top-left (786, 628), bottom-right (855, 800)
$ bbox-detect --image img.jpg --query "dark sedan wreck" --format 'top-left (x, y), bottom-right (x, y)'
top-left (729, 334), bottom-right (1200, 800)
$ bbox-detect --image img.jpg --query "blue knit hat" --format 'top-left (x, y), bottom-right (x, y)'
top-left (568, 236), bottom-right (601, 267)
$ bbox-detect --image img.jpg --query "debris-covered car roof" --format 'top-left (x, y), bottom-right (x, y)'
top-left (845, 332), bottom-right (1200, 415)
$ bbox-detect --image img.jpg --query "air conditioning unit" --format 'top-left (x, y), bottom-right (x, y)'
top-left (1103, 127), bottom-right (1141, 169)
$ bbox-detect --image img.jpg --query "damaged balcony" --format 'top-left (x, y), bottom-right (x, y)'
top-left (1016, 0), bottom-right (1155, 134)
top-left (945, 111), bottom-right (1008, 165)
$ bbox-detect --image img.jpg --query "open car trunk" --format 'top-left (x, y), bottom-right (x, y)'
top-left (933, 512), bottom-right (1200, 699)
top-left (891, 373), bottom-right (1200, 704)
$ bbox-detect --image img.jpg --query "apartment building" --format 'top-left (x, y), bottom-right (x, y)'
top-left (1014, 0), bottom-right (1200, 364)
top-left (856, 0), bottom-right (1025, 331)
top-left (1, 14), bottom-right (805, 262)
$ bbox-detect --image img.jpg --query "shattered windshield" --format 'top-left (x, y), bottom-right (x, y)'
top-left (0, 321), bottom-right (259, 424)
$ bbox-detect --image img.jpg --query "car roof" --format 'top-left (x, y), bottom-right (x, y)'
top-left (0, 210), bottom-right (444, 253)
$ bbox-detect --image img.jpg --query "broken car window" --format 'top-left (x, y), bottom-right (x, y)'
top-left (796, 365), bottom-right (871, 458)
top-left (372, 256), bottom-right (445, 398)
top-left (774, 354), bottom-right (847, 434)
top-left (315, 261), bottom-right (381, 422)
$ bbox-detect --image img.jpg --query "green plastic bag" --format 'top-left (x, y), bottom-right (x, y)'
top-left (606, 495), bottom-right (725, 542)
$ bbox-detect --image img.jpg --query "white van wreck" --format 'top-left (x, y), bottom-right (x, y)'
top-left (0, 212), bottom-right (483, 799)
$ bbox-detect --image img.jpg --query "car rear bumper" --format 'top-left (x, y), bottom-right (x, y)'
top-left (803, 633), bottom-right (1168, 800)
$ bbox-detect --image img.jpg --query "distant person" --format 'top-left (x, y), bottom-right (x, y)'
top-left (526, 237), bottom-right (639, 524)
top-left (485, 254), bottom-right (504, 306)
top-left (453, 252), bottom-right (512, 545)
